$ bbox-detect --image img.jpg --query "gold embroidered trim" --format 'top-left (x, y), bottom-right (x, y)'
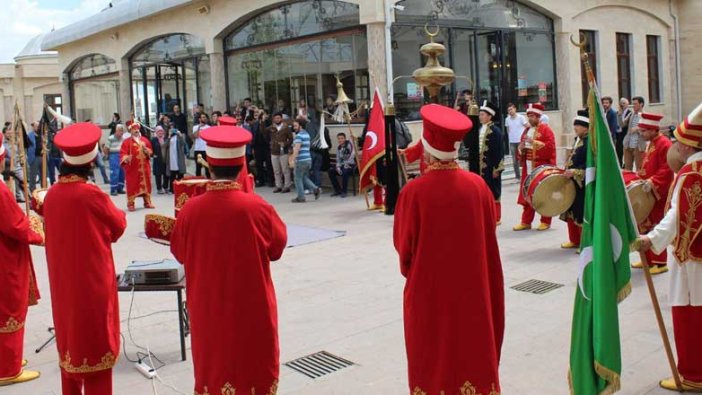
top-left (413, 381), bottom-right (499, 395)
top-left (145, 214), bottom-right (175, 237)
top-left (0, 317), bottom-right (24, 333)
top-left (206, 181), bottom-right (242, 192)
top-left (58, 175), bottom-right (87, 184)
top-left (29, 214), bottom-right (45, 246)
top-left (59, 351), bottom-right (116, 374)
top-left (176, 192), bottom-right (189, 209)
top-left (195, 380), bottom-right (278, 395)
top-left (426, 161), bottom-right (460, 172)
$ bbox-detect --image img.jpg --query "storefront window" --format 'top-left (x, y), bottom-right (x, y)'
top-left (225, 0), bottom-right (360, 50)
top-left (225, 1), bottom-right (367, 122)
top-left (392, 0), bottom-right (556, 120)
top-left (69, 54), bottom-right (120, 125)
top-left (131, 34), bottom-right (205, 68)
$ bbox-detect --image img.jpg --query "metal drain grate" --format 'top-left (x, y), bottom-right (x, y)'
top-left (285, 351), bottom-right (354, 379)
top-left (511, 279), bottom-right (563, 294)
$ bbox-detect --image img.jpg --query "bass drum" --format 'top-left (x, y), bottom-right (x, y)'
top-left (622, 171), bottom-right (655, 224)
top-left (523, 165), bottom-right (576, 217)
top-left (173, 176), bottom-right (209, 216)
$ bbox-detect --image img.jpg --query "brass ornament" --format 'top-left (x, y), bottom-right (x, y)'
top-left (412, 24), bottom-right (456, 101)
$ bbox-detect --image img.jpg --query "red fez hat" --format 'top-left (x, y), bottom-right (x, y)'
top-left (0, 132), bottom-right (5, 161)
top-left (638, 112), bottom-right (664, 131)
top-left (128, 122), bottom-right (141, 132)
top-left (201, 126), bottom-right (252, 166)
top-left (675, 101), bottom-right (702, 148)
top-left (420, 104), bottom-right (472, 161)
top-left (526, 102), bottom-right (545, 116)
top-left (218, 116), bottom-right (237, 126)
top-left (54, 122), bottom-right (102, 166)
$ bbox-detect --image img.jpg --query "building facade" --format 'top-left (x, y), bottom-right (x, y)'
top-left (0, 34), bottom-right (62, 127)
top-left (41, 0), bottom-right (700, 146)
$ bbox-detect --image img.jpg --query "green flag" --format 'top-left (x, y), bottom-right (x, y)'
top-left (569, 87), bottom-right (638, 394)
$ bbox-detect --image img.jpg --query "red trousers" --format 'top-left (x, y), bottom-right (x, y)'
top-left (0, 328), bottom-right (23, 379)
top-left (373, 185), bottom-right (384, 206)
top-left (521, 206), bottom-right (552, 226)
top-left (672, 306), bottom-right (702, 384)
top-left (61, 369), bottom-right (112, 395)
top-left (567, 219), bottom-right (582, 246)
top-left (495, 201), bottom-right (501, 224)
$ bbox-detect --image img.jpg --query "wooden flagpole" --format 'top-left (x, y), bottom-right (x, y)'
top-left (13, 102), bottom-right (31, 213)
top-left (637, 251), bottom-right (683, 390)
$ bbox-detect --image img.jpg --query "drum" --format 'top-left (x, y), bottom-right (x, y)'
top-left (523, 165), bottom-right (576, 217)
top-left (144, 214), bottom-right (175, 245)
top-left (173, 177), bottom-right (209, 216)
top-left (30, 188), bottom-right (48, 216)
top-left (622, 171), bottom-right (655, 224)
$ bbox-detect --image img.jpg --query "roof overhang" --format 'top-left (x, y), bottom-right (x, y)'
top-left (42, 0), bottom-right (194, 51)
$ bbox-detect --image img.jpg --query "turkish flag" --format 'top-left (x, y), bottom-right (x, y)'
top-left (359, 89), bottom-right (385, 193)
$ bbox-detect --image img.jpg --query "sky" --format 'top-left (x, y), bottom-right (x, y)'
top-left (0, 0), bottom-right (108, 63)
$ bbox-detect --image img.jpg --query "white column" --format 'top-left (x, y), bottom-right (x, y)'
top-left (209, 52), bottom-right (226, 112)
top-left (366, 22), bottom-right (389, 102)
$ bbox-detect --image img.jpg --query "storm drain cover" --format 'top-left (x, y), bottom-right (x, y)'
top-left (511, 279), bottom-right (563, 294)
top-left (284, 351), bottom-right (354, 379)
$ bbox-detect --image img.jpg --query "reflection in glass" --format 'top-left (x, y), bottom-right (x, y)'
top-left (225, 1), bottom-right (360, 50)
top-left (70, 54), bottom-right (117, 80)
top-left (395, 0), bottom-right (552, 31)
top-left (131, 34), bottom-right (206, 68)
top-left (227, 31), bottom-right (368, 121)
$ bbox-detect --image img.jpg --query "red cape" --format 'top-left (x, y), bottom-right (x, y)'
top-left (171, 181), bottom-right (287, 394)
top-left (43, 176), bottom-right (126, 376)
top-left (394, 164), bottom-right (504, 394)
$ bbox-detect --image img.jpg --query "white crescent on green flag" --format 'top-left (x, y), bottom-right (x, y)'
top-left (569, 87), bottom-right (638, 394)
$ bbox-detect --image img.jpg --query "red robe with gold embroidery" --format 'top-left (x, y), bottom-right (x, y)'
top-left (170, 181), bottom-right (287, 395)
top-left (638, 134), bottom-right (673, 232)
top-left (638, 133), bottom-right (673, 266)
top-left (517, 123), bottom-right (556, 207)
top-left (0, 181), bottom-right (41, 379)
top-left (120, 136), bottom-right (153, 204)
top-left (43, 176), bottom-right (126, 377)
top-left (394, 163), bottom-right (504, 395)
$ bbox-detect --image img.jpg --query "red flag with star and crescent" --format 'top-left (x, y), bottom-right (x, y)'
top-left (359, 88), bottom-right (386, 193)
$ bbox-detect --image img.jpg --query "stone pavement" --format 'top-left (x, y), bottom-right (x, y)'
top-left (9, 178), bottom-right (679, 395)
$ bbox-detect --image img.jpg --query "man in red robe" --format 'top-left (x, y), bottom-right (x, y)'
top-left (394, 104), bottom-right (504, 395)
top-left (637, 101), bottom-right (702, 392)
top-left (120, 122), bottom-right (154, 211)
top-left (514, 102), bottom-right (556, 231)
top-left (44, 123), bottom-right (127, 395)
top-left (0, 133), bottom-right (42, 386)
top-left (171, 125), bottom-right (287, 395)
top-left (631, 112), bottom-right (673, 275)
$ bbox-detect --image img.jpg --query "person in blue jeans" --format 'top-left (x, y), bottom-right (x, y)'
top-left (289, 118), bottom-right (320, 203)
top-left (105, 124), bottom-right (126, 195)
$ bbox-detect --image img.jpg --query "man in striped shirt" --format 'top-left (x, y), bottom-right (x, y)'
top-left (289, 118), bottom-right (320, 203)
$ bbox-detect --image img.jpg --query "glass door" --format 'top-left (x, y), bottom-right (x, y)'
top-left (476, 31), bottom-right (503, 111)
top-left (158, 64), bottom-right (182, 115)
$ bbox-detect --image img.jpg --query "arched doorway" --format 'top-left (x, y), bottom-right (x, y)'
top-left (68, 53), bottom-right (119, 125)
top-left (129, 33), bottom-right (209, 127)
top-left (223, 0), bottom-right (368, 122)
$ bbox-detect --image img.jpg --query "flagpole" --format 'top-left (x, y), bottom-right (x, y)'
top-left (572, 33), bottom-right (682, 391)
top-left (637, 252), bottom-right (683, 390)
top-left (13, 102), bottom-right (31, 214)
